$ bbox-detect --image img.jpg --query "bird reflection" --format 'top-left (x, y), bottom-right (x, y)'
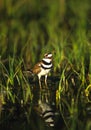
top-left (33, 84), bottom-right (58, 127)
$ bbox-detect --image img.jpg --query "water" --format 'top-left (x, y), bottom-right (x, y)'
top-left (28, 78), bottom-right (65, 130)
top-left (0, 77), bottom-right (64, 130)
top-left (0, 76), bottom-right (91, 130)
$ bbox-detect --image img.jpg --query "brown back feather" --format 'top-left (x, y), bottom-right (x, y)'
top-left (32, 62), bottom-right (41, 74)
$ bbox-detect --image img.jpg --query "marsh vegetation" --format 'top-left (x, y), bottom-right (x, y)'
top-left (0, 0), bottom-right (91, 130)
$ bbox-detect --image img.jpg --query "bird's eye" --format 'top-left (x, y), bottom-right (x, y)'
top-left (44, 53), bottom-right (52, 58)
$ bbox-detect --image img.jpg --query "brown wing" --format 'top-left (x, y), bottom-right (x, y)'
top-left (32, 62), bottom-right (41, 74)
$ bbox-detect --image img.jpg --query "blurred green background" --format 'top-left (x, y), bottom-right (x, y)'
top-left (0, 0), bottom-right (91, 71)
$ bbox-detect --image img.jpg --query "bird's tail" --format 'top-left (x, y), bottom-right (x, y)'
top-left (23, 69), bottom-right (34, 76)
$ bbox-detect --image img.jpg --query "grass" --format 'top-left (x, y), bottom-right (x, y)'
top-left (0, 0), bottom-right (91, 130)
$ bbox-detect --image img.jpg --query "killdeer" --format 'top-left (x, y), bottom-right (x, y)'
top-left (31, 53), bottom-right (53, 87)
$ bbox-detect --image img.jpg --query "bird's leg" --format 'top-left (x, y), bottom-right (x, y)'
top-left (45, 75), bottom-right (48, 87)
top-left (38, 76), bottom-right (42, 89)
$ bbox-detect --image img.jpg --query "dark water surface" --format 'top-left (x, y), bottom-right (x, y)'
top-left (0, 77), bottom-right (64, 130)
top-left (0, 76), bottom-right (91, 130)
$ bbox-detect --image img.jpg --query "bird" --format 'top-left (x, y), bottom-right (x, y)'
top-left (31, 53), bottom-right (53, 88)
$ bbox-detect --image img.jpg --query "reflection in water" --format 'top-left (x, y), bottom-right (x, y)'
top-left (0, 81), bottom-right (64, 130)
top-left (33, 83), bottom-right (59, 128)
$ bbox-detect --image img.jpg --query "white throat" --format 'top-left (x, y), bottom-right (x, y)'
top-left (42, 58), bottom-right (51, 63)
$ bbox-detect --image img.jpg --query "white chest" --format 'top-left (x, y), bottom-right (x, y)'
top-left (38, 68), bottom-right (50, 77)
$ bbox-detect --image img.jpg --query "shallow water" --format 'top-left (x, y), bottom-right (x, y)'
top-left (0, 77), bottom-right (64, 130)
top-left (0, 77), bottom-right (91, 130)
